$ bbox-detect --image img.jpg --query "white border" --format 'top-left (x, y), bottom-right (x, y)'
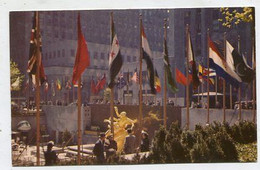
top-left (1, 0), bottom-right (259, 170)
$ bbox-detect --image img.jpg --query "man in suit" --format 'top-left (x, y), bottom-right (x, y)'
top-left (123, 128), bottom-right (136, 154)
top-left (104, 135), bottom-right (117, 159)
top-left (44, 141), bottom-right (58, 166)
top-left (93, 132), bottom-right (106, 164)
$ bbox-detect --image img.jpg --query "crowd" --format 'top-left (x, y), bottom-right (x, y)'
top-left (93, 129), bottom-right (150, 164)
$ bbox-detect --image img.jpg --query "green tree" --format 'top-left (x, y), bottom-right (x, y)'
top-left (218, 7), bottom-right (254, 28)
top-left (10, 59), bottom-right (24, 91)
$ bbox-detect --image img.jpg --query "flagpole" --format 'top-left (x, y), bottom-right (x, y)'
top-left (110, 12), bottom-right (115, 138)
top-left (238, 35), bottom-right (242, 121)
top-left (186, 24), bottom-right (190, 129)
top-left (174, 63), bottom-right (177, 105)
top-left (72, 85), bottom-right (75, 102)
top-left (207, 28), bottom-right (210, 124)
top-left (252, 36), bottom-right (256, 122)
top-left (27, 79), bottom-right (30, 113)
top-left (230, 85), bottom-right (232, 109)
top-left (215, 76), bottom-right (217, 105)
top-left (139, 14), bottom-right (143, 131)
top-left (77, 76), bottom-right (82, 164)
top-left (223, 32), bottom-right (226, 123)
top-left (35, 11), bottom-right (41, 166)
top-left (197, 65), bottom-right (200, 103)
top-left (163, 19), bottom-right (167, 128)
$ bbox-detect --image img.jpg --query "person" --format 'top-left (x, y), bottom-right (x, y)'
top-left (93, 132), bottom-right (106, 164)
top-left (44, 141), bottom-right (58, 166)
top-left (104, 135), bottom-right (117, 159)
top-left (123, 128), bottom-right (136, 154)
top-left (140, 130), bottom-right (149, 152)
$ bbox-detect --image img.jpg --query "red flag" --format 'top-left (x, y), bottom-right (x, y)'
top-left (91, 77), bottom-right (97, 94)
top-left (72, 13), bottom-right (90, 85)
top-left (95, 74), bottom-right (106, 93)
top-left (176, 68), bottom-right (190, 86)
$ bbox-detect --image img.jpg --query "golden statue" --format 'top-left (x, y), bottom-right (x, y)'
top-left (104, 106), bottom-right (137, 152)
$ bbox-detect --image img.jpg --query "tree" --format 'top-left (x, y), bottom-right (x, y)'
top-left (10, 59), bottom-right (24, 91)
top-left (218, 7), bottom-right (254, 28)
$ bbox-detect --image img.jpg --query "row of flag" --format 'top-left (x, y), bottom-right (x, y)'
top-left (26, 12), bottom-right (255, 100)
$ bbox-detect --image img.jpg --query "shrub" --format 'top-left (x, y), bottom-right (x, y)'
top-left (230, 121), bottom-right (257, 144)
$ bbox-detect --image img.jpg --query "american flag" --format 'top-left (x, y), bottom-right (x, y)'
top-left (27, 12), bottom-right (46, 86)
top-left (116, 74), bottom-right (126, 89)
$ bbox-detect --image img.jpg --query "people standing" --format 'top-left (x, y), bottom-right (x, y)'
top-left (123, 128), bottom-right (136, 154)
top-left (93, 133), bottom-right (106, 164)
top-left (44, 141), bottom-right (58, 166)
top-left (140, 130), bottom-right (149, 152)
top-left (104, 135), bottom-right (117, 159)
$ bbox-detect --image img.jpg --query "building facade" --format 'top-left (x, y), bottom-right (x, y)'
top-left (10, 8), bottom-right (254, 105)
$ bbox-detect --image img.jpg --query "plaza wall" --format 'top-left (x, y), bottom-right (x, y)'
top-left (181, 108), bottom-right (256, 130)
top-left (41, 104), bottom-right (181, 143)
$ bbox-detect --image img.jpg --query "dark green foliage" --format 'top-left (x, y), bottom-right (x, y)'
top-left (150, 126), bottom-right (168, 163)
top-left (228, 121), bottom-right (257, 144)
top-left (149, 121), bottom-right (249, 163)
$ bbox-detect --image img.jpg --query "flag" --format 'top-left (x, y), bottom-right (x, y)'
top-left (116, 74), bottom-right (127, 89)
top-left (44, 82), bottom-right (49, 92)
top-left (163, 32), bottom-right (178, 93)
top-left (176, 68), bottom-right (189, 86)
top-left (131, 68), bottom-right (139, 83)
top-left (27, 12), bottom-right (46, 85)
top-left (65, 80), bottom-right (72, 90)
top-left (108, 16), bottom-right (123, 88)
top-left (141, 25), bottom-right (156, 94)
top-left (96, 73), bottom-right (106, 92)
top-left (154, 69), bottom-right (161, 93)
top-left (56, 79), bottom-right (62, 90)
top-left (91, 77), bottom-right (97, 94)
top-left (226, 40), bottom-right (255, 83)
top-left (72, 13), bottom-right (90, 85)
top-left (11, 77), bottom-right (20, 91)
top-left (208, 37), bottom-right (241, 87)
top-left (187, 31), bottom-right (200, 90)
top-left (73, 81), bottom-right (83, 88)
top-left (198, 64), bottom-right (215, 85)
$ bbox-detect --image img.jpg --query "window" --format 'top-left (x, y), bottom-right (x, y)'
top-left (62, 49), bottom-right (65, 57)
top-left (71, 49), bottom-right (75, 57)
top-left (127, 56), bottom-right (131, 62)
top-left (133, 56), bottom-right (137, 62)
top-left (57, 50), bottom-right (60, 58)
top-left (53, 51), bottom-right (56, 58)
top-left (49, 52), bottom-right (52, 59)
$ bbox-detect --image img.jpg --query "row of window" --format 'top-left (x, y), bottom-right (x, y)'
top-left (42, 49), bottom-right (139, 64)
top-left (43, 49), bottom-right (65, 60)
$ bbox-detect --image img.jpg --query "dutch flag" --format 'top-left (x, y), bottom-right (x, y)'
top-left (208, 37), bottom-right (241, 87)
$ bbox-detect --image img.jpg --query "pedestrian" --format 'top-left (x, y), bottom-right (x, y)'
top-left (123, 128), bottom-right (136, 154)
top-left (140, 130), bottom-right (149, 152)
top-left (44, 141), bottom-right (58, 166)
top-left (104, 135), bottom-right (117, 159)
top-left (93, 132), bottom-right (106, 164)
